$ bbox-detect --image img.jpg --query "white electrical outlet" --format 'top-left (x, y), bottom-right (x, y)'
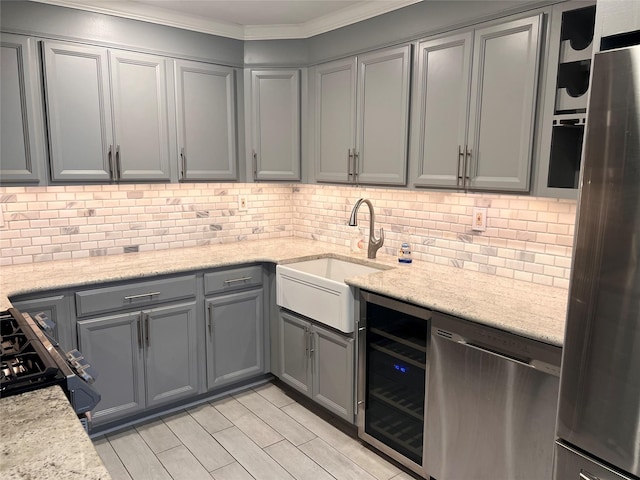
top-left (0, 204), bottom-right (5, 229)
top-left (472, 207), bottom-right (487, 232)
top-left (238, 196), bottom-right (248, 211)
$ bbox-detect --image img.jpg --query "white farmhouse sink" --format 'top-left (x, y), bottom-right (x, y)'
top-left (276, 257), bottom-right (384, 333)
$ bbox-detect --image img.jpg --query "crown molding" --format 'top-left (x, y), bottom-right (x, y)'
top-left (28, 0), bottom-right (423, 40)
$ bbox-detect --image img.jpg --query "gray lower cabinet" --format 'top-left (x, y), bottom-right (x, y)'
top-left (412, 15), bottom-right (542, 192)
top-left (42, 41), bottom-right (171, 182)
top-left (11, 293), bottom-right (74, 351)
top-left (77, 301), bottom-right (198, 425)
top-left (278, 309), bottom-right (354, 422)
top-left (250, 69), bottom-right (301, 181)
top-left (175, 60), bottom-right (237, 181)
top-left (1, 34), bottom-right (45, 184)
top-left (314, 45), bottom-right (411, 186)
top-left (205, 288), bottom-right (264, 389)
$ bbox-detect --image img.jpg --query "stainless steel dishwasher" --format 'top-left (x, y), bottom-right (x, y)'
top-left (426, 311), bottom-right (562, 480)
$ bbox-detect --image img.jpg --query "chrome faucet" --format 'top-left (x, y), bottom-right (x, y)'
top-left (348, 198), bottom-right (384, 259)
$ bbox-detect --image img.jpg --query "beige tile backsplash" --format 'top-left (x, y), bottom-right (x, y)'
top-left (0, 183), bottom-right (576, 288)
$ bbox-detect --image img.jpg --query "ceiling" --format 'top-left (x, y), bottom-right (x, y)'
top-left (31, 0), bottom-right (423, 40)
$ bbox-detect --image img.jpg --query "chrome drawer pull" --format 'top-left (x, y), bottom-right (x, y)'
top-left (224, 276), bottom-right (252, 284)
top-left (124, 292), bottom-right (161, 301)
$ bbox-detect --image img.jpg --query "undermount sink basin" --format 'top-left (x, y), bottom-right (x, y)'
top-left (276, 257), bottom-right (385, 333)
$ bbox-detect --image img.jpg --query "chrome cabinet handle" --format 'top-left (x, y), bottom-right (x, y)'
top-left (304, 327), bottom-right (310, 358)
top-left (464, 146), bottom-right (472, 186)
top-left (180, 147), bottom-right (186, 181)
top-left (108, 145), bottom-right (114, 178)
top-left (145, 313), bottom-right (150, 348)
top-left (224, 276), bottom-right (252, 285)
top-left (115, 144), bottom-right (121, 180)
top-left (457, 145), bottom-right (464, 185)
top-left (207, 303), bottom-right (213, 335)
top-left (348, 149), bottom-right (354, 179)
top-left (353, 151), bottom-right (359, 179)
top-left (252, 150), bottom-right (258, 180)
top-left (309, 331), bottom-right (315, 355)
top-left (124, 292), bottom-right (161, 301)
top-left (137, 314), bottom-right (143, 349)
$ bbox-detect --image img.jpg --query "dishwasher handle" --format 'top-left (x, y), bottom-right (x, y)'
top-left (434, 327), bottom-right (560, 376)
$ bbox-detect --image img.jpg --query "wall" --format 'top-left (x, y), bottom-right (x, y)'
top-left (0, 183), bottom-right (576, 289)
top-left (292, 185), bottom-right (575, 288)
top-left (0, 183), bottom-right (292, 265)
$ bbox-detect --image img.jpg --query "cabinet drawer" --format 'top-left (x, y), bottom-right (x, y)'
top-left (76, 275), bottom-right (196, 317)
top-left (204, 265), bottom-right (263, 295)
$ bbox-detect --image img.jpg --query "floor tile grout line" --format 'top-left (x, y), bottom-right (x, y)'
top-left (103, 433), bottom-right (137, 480)
top-left (263, 438), bottom-right (340, 480)
top-left (160, 410), bottom-right (236, 475)
top-left (105, 427), bottom-right (174, 480)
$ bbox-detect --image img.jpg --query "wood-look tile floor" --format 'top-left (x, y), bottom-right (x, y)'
top-left (93, 382), bottom-right (417, 480)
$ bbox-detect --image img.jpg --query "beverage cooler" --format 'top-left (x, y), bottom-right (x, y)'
top-left (357, 291), bottom-right (431, 477)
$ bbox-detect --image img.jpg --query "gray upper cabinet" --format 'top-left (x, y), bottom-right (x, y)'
top-left (175, 60), bottom-right (237, 181)
top-left (413, 33), bottom-right (473, 188)
top-left (251, 69), bottom-right (301, 181)
top-left (43, 41), bottom-right (113, 182)
top-left (412, 15), bottom-right (541, 192)
top-left (314, 45), bottom-right (411, 186)
top-left (0, 34), bottom-right (45, 184)
top-left (466, 15), bottom-right (542, 191)
top-left (110, 50), bottom-right (171, 181)
top-left (314, 58), bottom-right (357, 183)
top-left (43, 41), bottom-right (171, 182)
top-left (357, 46), bottom-right (411, 186)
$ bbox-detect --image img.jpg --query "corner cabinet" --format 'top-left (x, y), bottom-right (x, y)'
top-left (175, 60), bottom-right (237, 181)
top-left (250, 69), bottom-right (301, 181)
top-left (278, 309), bottom-right (355, 422)
top-left (0, 34), bottom-right (46, 184)
top-left (412, 15), bottom-right (542, 192)
top-left (43, 41), bottom-right (171, 182)
top-left (314, 45), bottom-right (411, 186)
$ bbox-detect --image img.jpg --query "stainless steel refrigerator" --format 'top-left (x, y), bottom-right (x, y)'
top-left (554, 44), bottom-right (640, 480)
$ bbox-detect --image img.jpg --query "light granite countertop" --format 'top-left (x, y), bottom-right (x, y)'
top-left (1, 237), bottom-right (568, 345)
top-left (0, 386), bottom-right (111, 479)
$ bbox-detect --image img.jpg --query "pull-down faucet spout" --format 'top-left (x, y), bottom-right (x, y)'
top-left (348, 198), bottom-right (384, 259)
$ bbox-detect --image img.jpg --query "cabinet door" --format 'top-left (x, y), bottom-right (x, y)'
top-left (12, 294), bottom-right (74, 351)
top-left (251, 70), bottom-right (300, 181)
top-left (314, 58), bottom-right (357, 183)
top-left (77, 311), bottom-right (145, 424)
top-left (413, 33), bottom-right (473, 188)
top-left (110, 50), bottom-right (171, 181)
top-left (0, 34), bottom-right (44, 183)
top-left (357, 45), bottom-right (411, 186)
top-left (467, 15), bottom-right (542, 191)
top-left (278, 310), bottom-right (312, 396)
top-left (206, 289), bottom-right (264, 389)
top-left (43, 41), bottom-right (113, 182)
top-left (175, 60), bottom-right (237, 181)
top-left (311, 325), bottom-right (354, 422)
top-left (144, 301), bottom-right (199, 408)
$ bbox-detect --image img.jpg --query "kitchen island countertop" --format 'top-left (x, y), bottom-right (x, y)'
top-left (0, 237), bottom-right (568, 346)
top-left (0, 386), bottom-right (111, 479)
